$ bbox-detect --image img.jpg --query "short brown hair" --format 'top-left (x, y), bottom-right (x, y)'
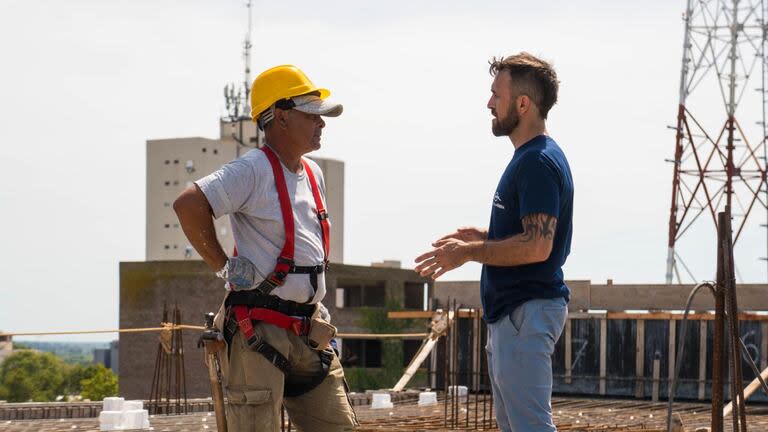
top-left (489, 53), bottom-right (559, 119)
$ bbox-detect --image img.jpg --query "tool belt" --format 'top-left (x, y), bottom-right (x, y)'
top-left (223, 291), bottom-right (336, 397)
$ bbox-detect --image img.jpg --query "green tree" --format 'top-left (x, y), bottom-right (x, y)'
top-left (61, 364), bottom-right (100, 396)
top-left (80, 364), bottom-right (118, 401)
top-left (0, 350), bottom-right (66, 402)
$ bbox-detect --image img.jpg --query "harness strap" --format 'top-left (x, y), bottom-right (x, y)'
top-left (231, 305), bottom-right (292, 375)
top-left (262, 146), bottom-right (296, 284)
top-left (249, 337), bottom-right (292, 375)
top-left (225, 290), bottom-right (316, 317)
top-left (227, 305), bottom-right (333, 397)
top-left (284, 349), bottom-right (334, 398)
top-left (229, 306), bottom-right (309, 337)
top-left (303, 158), bottom-right (331, 265)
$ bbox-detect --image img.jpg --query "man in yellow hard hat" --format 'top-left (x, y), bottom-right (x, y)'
top-left (174, 65), bottom-right (357, 431)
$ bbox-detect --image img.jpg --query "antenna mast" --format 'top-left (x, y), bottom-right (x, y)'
top-left (243, 0), bottom-right (252, 115)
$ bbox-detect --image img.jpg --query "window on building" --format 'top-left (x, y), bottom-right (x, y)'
top-left (163, 202), bottom-right (170, 207)
top-left (174, 159), bottom-right (179, 164)
top-left (164, 224), bottom-right (170, 228)
top-left (404, 282), bottom-right (425, 310)
top-left (339, 280), bottom-right (386, 308)
top-left (184, 246), bottom-right (193, 259)
top-left (340, 339), bottom-right (382, 368)
top-left (173, 223), bottom-right (179, 228)
top-left (164, 160), bottom-right (170, 165)
top-left (202, 147), bottom-right (207, 153)
top-left (402, 340), bottom-right (423, 367)
top-left (164, 181), bottom-right (170, 186)
top-left (173, 245), bottom-right (178, 249)
top-left (172, 180), bottom-right (179, 186)
top-left (164, 245), bottom-right (170, 250)
top-left (213, 149), bottom-right (218, 155)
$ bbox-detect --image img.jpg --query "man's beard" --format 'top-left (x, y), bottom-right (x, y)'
top-left (491, 106), bottom-right (519, 137)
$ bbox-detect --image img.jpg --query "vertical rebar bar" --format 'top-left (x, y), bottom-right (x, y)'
top-left (482, 317), bottom-right (488, 430)
top-left (721, 210), bottom-right (748, 432)
top-left (712, 216), bottom-right (726, 432)
top-left (444, 300), bottom-right (449, 429)
top-left (453, 300), bottom-right (458, 428)
top-left (472, 312), bottom-right (476, 428)
top-left (466, 309), bottom-right (471, 428)
top-left (178, 307), bottom-right (188, 414)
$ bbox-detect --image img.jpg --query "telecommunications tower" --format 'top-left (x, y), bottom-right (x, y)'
top-left (666, 0), bottom-right (768, 284)
top-left (223, 0), bottom-right (261, 155)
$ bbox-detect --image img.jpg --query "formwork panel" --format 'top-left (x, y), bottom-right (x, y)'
top-left (606, 319), bottom-right (636, 396)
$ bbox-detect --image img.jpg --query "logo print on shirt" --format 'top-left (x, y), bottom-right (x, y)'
top-left (493, 192), bottom-right (505, 210)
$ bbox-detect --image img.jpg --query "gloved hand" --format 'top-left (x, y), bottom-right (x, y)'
top-left (216, 256), bottom-right (258, 291)
top-left (318, 302), bottom-right (331, 323)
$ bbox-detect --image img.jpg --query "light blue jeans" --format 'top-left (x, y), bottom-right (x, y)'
top-left (486, 297), bottom-right (568, 432)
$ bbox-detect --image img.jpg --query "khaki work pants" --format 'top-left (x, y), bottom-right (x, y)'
top-left (217, 310), bottom-right (358, 432)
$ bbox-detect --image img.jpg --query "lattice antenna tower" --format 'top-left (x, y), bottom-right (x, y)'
top-left (224, 0), bottom-right (253, 122)
top-left (666, 0), bottom-right (768, 284)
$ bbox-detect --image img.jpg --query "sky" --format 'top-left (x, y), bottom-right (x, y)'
top-left (1, 0), bottom-right (767, 341)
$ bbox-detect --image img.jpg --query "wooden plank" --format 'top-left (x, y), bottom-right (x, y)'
top-left (699, 320), bottom-right (707, 400)
top-left (565, 318), bottom-right (572, 384)
top-left (634, 319), bottom-right (645, 398)
top-left (589, 283), bottom-right (768, 311)
top-left (668, 319), bottom-right (676, 396)
top-left (607, 311), bottom-right (768, 321)
top-left (388, 311), bottom-right (434, 319)
top-left (387, 310), bottom-right (480, 319)
top-left (599, 318), bottom-right (607, 395)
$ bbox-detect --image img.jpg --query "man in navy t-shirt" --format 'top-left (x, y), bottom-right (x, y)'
top-left (415, 52), bottom-right (573, 432)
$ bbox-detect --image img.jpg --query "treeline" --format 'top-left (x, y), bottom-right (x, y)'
top-left (13, 341), bottom-right (109, 365)
top-left (0, 350), bottom-right (117, 402)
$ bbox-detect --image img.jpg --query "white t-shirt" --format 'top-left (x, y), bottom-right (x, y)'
top-left (195, 147), bottom-right (329, 304)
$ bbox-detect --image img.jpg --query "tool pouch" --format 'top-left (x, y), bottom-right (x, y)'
top-left (307, 318), bottom-right (337, 351)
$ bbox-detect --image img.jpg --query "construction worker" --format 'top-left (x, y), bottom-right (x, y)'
top-left (414, 53), bottom-right (573, 432)
top-left (174, 65), bottom-right (357, 432)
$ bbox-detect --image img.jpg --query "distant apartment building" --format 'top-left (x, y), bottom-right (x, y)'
top-left (0, 334), bottom-right (12, 365)
top-left (93, 340), bottom-right (119, 375)
top-left (146, 118), bottom-right (345, 263)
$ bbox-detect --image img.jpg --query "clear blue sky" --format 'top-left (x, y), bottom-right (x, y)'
top-left (1, 0), bottom-right (766, 341)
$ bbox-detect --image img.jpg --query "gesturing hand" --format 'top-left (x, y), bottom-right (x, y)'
top-left (414, 238), bottom-right (472, 280)
top-left (435, 227), bottom-right (487, 244)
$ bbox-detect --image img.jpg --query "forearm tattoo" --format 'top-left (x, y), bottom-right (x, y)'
top-left (520, 213), bottom-right (557, 242)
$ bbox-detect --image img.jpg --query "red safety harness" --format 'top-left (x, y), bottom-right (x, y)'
top-left (226, 146), bottom-right (333, 390)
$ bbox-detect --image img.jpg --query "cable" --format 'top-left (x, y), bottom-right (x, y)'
top-left (666, 281), bottom-right (768, 432)
top-left (666, 281), bottom-right (715, 432)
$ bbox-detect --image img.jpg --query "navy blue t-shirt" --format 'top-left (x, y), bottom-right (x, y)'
top-left (480, 135), bottom-right (574, 323)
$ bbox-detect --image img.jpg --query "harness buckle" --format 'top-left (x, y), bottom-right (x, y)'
top-left (276, 256), bottom-right (295, 268)
top-left (318, 210), bottom-right (329, 221)
top-left (246, 334), bottom-right (261, 350)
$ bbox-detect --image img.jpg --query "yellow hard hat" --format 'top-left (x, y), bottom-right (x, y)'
top-left (250, 65), bottom-right (331, 122)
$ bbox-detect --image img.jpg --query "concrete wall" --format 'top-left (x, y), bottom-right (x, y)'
top-left (119, 260), bottom-right (431, 399)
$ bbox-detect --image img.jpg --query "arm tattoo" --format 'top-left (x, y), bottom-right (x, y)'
top-left (520, 213), bottom-right (557, 242)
